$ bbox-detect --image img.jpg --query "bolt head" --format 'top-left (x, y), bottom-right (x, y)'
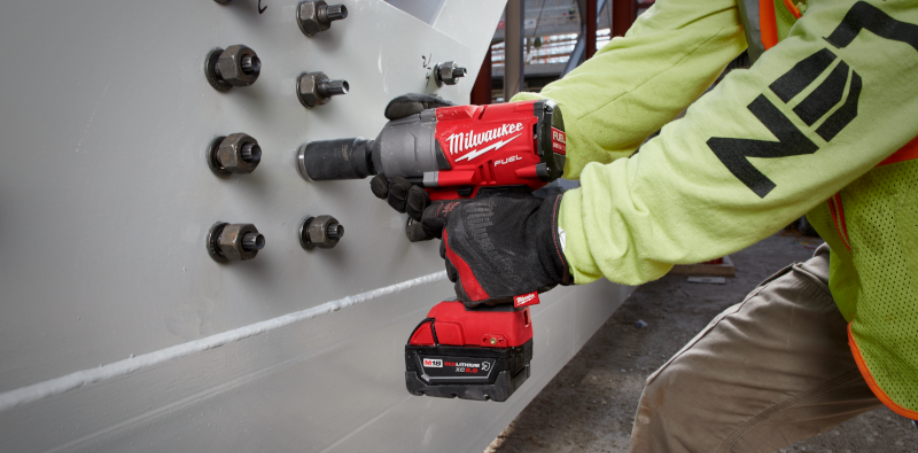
top-left (297, 72), bottom-right (330, 108)
top-left (217, 45), bottom-right (260, 86)
top-left (297, 0), bottom-right (330, 37)
top-left (218, 224), bottom-right (261, 261)
top-left (216, 133), bottom-right (261, 174)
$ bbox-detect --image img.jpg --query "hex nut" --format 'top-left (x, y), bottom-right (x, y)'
top-left (204, 48), bottom-right (232, 92)
top-left (218, 223), bottom-right (261, 261)
top-left (297, 72), bottom-right (329, 108)
top-left (216, 45), bottom-right (260, 87)
top-left (434, 61), bottom-right (466, 87)
top-left (207, 222), bottom-right (262, 263)
top-left (208, 133), bottom-right (261, 175)
top-left (297, 1), bottom-right (347, 37)
top-left (300, 215), bottom-right (343, 249)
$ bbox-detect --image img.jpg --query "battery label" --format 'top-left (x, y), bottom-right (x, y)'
top-left (418, 355), bottom-right (496, 382)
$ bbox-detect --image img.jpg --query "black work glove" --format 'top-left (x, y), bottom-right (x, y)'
top-left (421, 193), bottom-right (573, 308)
top-left (370, 94), bottom-right (455, 242)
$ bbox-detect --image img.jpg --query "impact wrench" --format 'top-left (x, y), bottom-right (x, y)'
top-left (296, 100), bottom-right (566, 401)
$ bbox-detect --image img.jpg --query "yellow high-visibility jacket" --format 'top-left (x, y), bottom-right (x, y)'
top-left (514, 0), bottom-right (918, 418)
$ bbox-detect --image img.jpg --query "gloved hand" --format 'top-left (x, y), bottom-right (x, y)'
top-left (369, 94), bottom-right (454, 242)
top-left (420, 193), bottom-right (573, 308)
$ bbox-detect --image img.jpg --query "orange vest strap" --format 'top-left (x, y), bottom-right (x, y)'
top-left (827, 193), bottom-right (851, 250)
top-left (781, 0), bottom-right (802, 19)
top-left (878, 135), bottom-right (918, 167)
top-left (760, 0), bottom-right (779, 50)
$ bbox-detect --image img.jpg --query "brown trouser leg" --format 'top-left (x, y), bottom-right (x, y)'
top-left (629, 245), bottom-right (881, 453)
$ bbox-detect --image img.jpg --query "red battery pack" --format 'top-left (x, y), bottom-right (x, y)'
top-left (404, 301), bottom-right (534, 402)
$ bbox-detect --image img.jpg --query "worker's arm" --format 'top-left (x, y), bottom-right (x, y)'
top-left (513, 0), bottom-right (748, 179)
top-left (556, 0), bottom-right (918, 285)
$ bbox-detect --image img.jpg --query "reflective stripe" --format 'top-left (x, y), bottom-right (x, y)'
top-left (738, 0), bottom-right (766, 62)
top-left (848, 324), bottom-right (918, 421)
top-left (878, 135), bottom-right (918, 167)
top-left (741, 0), bottom-right (804, 62)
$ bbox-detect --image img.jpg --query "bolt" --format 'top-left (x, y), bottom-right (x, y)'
top-left (207, 223), bottom-right (263, 263)
top-left (241, 232), bottom-right (266, 251)
top-left (326, 223), bottom-right (344, 240)
top-left (299, 215), bottom-right (344, 249)
top-left (240, 54), bottom-right (260, 75)
top-left (297, 72), bottom-right (349, 108)
top-left (240, 142), bottom-right (261, 163)
top-left (297, 1), bottom-right (348, 37)
top-left (434, 61), bottom-right (467, 87)
top-left (318, 79), bottom-right (349, 97)
top-left (320, 4), bottom-right (347, 22)
top-left (208, 133), bottom-right (261, 175)
top-left (490, 337), bottom-right (497, 345)
top-left (204, 45), bottom-right (260, 92)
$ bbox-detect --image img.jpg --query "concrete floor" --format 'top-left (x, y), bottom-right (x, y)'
top-left (485, 234), bottom-right (918, 453)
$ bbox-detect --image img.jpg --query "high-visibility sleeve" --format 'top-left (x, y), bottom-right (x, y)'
top-left (513, 0), bottom-right (747, 179)
top-left (516, 0), bottom-right (918, 285)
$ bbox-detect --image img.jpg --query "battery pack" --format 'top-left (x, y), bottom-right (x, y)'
top-left (405, 340), bottom-right (532, 402)
top-left (404, 301), bottom-right (534, 402)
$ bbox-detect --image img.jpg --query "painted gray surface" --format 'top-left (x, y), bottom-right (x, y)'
top-left (385, 0), bottom-right (448, 25)
top-left (0, 1), bottom-right (632, 451)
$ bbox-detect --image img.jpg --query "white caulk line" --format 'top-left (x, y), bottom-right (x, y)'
top-left (0, 271), bottom-right (448, 414)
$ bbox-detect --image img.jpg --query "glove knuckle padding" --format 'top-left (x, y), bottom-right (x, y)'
top-left (370, 175), bottom-right (389, 199)
top-left (405, 218), bottom-right (434, 242)
top-left (387, 177), bottom-right (412, 213)
top-left (384, 93), bottom-right (454, 120)
top-left (405, 185), bottom-right (430, 221)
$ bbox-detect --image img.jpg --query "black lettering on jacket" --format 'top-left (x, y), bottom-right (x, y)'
top-left (708, 96), bottom-right (819, 198)
top-left (707, 1), bottom-right (917, 198)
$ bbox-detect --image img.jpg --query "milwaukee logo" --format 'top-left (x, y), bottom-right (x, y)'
top-left (514, 292), bottom-right (539, 307)
top-left (445, 122), bottom-right (524, 162)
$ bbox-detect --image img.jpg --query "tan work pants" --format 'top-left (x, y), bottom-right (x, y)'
top-left (629, 244), bottom-right (882, 453)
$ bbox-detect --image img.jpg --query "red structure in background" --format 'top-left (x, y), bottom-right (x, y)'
top-left (586, 0), bottom-right (597, 60)
top-left (470, 47), bottom-right (493, 105)
top-left (472, 0), bottom-right (657, 104)
top-left (613, 0), bottom-right (639, 38)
